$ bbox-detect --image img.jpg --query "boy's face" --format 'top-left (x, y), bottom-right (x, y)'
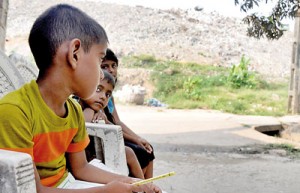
top-left (84, 79), bottom-right (113, 112)
top-left (76, 43), bottom-right (107, 99)
top-left (101, 60), bottom-right (118, 80)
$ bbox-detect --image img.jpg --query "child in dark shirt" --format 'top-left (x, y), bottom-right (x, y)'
top-left (101, 48), bottom-right (155, 179)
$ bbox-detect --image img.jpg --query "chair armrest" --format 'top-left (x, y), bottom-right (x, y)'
top-left (85, 122), bottom-right (128, 175)
top-left (0, 149), bottom-right (36, 193)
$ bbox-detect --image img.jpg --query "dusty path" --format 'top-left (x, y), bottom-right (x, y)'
top-left (117, 104), bottom-right (300, 193)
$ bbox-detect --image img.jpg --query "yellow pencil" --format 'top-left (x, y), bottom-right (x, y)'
top-left (132, 171), bottom-right (175, 186)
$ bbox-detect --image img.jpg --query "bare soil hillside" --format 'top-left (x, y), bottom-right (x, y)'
top-left (6, 0), bottom-right (293, 80)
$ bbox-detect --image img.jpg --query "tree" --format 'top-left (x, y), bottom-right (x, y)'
top-left (235, 0), bottom-right (299, 39)
top-left (235, 1), bottom-right (300, 114)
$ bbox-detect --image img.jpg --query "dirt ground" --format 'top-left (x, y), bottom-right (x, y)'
top-left (116, 104), bottom-right (300, 193)
top-left (153, 151), bottom-right (300, 193)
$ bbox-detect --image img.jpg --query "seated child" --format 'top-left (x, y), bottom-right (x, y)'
top-left (0, 4), bottom-right (160, 193)
top-left (79, 71), bottom-right (145, 179)
top-left (101, 48), bottom-right (155, 179)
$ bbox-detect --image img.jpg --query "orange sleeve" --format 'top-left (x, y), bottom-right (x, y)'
top-left (67, 135), bottom-right (90, 152)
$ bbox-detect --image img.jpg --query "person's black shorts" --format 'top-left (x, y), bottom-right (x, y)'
top-left (125, 140), bottom-right (155, 169)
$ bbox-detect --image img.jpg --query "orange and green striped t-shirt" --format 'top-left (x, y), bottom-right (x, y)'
top-left (0, 80), bottom-right (90, 187)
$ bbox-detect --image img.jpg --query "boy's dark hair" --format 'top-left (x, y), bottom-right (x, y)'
top-left (103, 48), bottom-right (118, 65)
top-left (103, 70), bottom-right (116, 89)
top-left (29, 4), bottom-right (108, 76)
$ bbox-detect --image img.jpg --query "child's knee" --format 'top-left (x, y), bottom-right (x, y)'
top-left (125, 147), bottom-right (136, 163)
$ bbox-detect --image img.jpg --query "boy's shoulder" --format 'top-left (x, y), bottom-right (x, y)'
top-left (0, 81), bottom-right (38, 121)
top-left (67, 96), bottom-right (85, 116)
top-left (0, 81), bottom-right (35, 107)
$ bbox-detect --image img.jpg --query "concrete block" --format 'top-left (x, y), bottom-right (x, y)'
top-left (0, 149), bottom-right (36, 193)
top-left (86, 122), bottom-right (128, 175)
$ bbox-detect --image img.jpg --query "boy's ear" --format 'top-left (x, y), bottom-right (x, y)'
top-left (68, 39), bottom-right (81, 70)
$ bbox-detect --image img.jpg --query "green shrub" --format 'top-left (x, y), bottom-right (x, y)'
top-left (183, 77), bottom-right (203, 100)
top-left (228, 55), bottom-right (258, 88)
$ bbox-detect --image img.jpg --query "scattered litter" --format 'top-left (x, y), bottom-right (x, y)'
top-left (147, 98), bottom-right (168, 107)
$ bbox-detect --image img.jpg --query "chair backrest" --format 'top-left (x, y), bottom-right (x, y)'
top-left (86, 122), bottom-right (128, 175)
top-left (9, 52), bottom-right (39, 83)
top-left (0, 51), bottom-right (25, 98)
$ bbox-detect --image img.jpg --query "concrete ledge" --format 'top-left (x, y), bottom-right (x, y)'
top-left (0, 149), bottom-right (36, 193)
top-left (254, 124), bottom-right (283, 133)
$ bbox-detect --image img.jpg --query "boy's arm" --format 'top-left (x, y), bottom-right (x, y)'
top-left (34, 158), bottom-right (154, 193)
top-left (91, 110), bottom-right (110, 124)
top-left (68, 150), bottom-right (130, 183)
top-left (83, 108), bottom-right (110, 124)
top-left (82, 108), bottom-right (95, 122)
top-left (34, 167), bottom-right (137, 193)
top-left (66, 150), bottom-right (161, 193)
top-left (111, 98), bottom-right (153, 153)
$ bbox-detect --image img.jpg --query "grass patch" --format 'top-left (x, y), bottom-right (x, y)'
top-left (265, 143), bottom-right (295, 151)
top-left (121, 55), bottom-right (289, 116)
top-left (264, 143), bottom-right (300, 158)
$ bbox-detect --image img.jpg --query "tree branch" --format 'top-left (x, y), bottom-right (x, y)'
top-left (235, 0), bottom-right (299, 39)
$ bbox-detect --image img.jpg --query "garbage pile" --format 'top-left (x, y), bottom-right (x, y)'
top-left (115, 84), bottom-right (146, 105)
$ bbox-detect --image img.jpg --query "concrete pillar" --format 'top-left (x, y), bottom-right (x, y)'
top-left (288, 9), bottom-right (300, 114)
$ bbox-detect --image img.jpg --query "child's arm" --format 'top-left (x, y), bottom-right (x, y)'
top-left (111, 98), bottom-right (152, 153)
top-left (68, 150), bottom-right (129, 183)
top-left (92, 110), bottom-right (111, 124)
top-left (67, 150), bottom-right (162, 193)
top-left (83, 107), bottom-right (111, 124)
top-left (82, 108), bottom-right (95, 122)
top-left (34, 169), bottom-right (144, 193)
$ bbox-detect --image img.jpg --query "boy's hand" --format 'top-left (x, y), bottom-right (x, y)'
top-left (137, 137), bottom-right (153, 153)
top-left (136, 183), bottom-right (162, 193)
top-left (92, 110), bottom-right (108, 123)
top-left (104, 180), bottom-right (162, 193)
